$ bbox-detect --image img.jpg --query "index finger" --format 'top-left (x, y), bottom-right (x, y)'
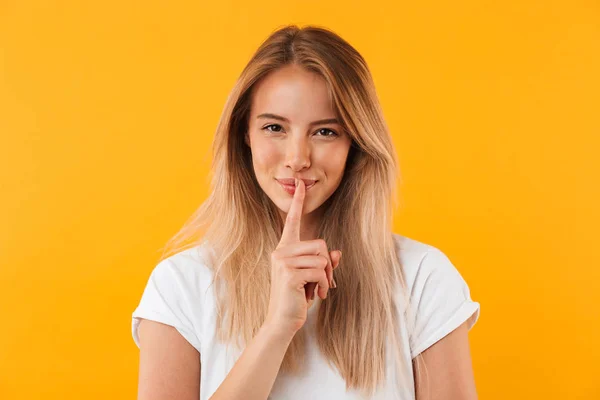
top-left (278, 179), bottom-right (305, 246)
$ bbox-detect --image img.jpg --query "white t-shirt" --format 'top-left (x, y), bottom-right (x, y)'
top-left (132, 233), bottom-right (480, 399)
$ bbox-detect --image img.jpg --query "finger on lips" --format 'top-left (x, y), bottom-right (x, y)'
top-left (283, 180), bottom-right (304, 248)
top-left (280, 178), bottom-right (339, 295)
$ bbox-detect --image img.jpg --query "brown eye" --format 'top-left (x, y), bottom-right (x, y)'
top-left (263, 124), bottom-right (283, 133)
top-left (316, 128), bottom-right (338, 137)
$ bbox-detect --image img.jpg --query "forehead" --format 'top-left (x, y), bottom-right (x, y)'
top-left (250, 65), bottom-right (335, 119)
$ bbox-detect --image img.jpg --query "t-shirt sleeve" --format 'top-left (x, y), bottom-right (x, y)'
top-left (131, 257), bottom-right (202, 353)
top-left (409, 246), bottom-right (480, 359)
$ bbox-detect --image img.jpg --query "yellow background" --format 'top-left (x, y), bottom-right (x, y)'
top-left (1, 1), bottom-right (598, 399)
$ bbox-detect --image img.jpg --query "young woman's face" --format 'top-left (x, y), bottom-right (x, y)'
top-left (245, 64), bottom-right (352, 218)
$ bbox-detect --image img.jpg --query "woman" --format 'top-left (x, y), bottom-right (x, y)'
top-left (132, 25), bottom-right (481, 400)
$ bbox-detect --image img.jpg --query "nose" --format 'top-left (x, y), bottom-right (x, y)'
top-left (285, 136), bottom-right (311, 171)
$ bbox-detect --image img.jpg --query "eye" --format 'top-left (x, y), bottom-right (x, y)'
top-left (261, 124), bottom-right (339, 138)
top-left (315, 128), bottom-right (338, 138)
top-left (263, 124), bottom-right (284, 133)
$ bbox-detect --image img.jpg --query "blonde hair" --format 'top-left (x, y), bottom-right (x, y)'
top-left (159, 24), bottom-right (428, 399)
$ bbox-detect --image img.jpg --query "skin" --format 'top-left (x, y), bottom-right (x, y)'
top-left (136, 64), bottom-right (478, 400)
top-left (413, 319), bottom-right (479, 399)
top-left (244, 63), bottom-right (352, 241)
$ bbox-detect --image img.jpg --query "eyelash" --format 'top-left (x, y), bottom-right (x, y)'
top-left (262, 124), bottom-right (339, 138)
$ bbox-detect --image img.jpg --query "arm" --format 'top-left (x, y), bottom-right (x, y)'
top-left (209, 323), bottom-right (295, 400)
top-left (413, 319), bottom-right (479, 400)
top-left (137, 319), bottom-right (201, 400)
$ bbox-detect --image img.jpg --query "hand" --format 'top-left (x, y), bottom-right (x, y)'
top-left (264, 179), bottom-right (342, 337)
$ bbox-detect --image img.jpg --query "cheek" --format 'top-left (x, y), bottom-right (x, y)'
top-left (316, 148), bottom-right (349, 177)
top-left (251, 139), bottom-right (281, 172)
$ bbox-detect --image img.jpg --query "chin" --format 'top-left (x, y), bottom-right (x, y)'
top-left (280, 196), bottom-right (314, 214)
top-left (272, 189), bottom-right (317, 215)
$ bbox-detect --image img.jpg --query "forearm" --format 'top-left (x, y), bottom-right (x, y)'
top-left (208, 323), bottom-right (295, 400)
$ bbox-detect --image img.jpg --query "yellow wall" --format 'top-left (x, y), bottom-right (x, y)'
top-left (1, 1), bottom-right (598, 399)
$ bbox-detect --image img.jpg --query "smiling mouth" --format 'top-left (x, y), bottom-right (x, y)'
top-left (277, 180), bottom-right (317, 195)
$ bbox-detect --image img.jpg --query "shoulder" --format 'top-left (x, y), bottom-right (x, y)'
top-left (155, 242), bottom-right (215, 279)
top-left (391, 232), bottom-right (475, 310)
top-left (391, 233), bottom-right (431, 272)
top-left (143, 241), bottom-right (217, 301)
top-left (391, 233), bottom-right (458, 283)
top-left (132, 242), bottom-right (218, 349)
top-left (392, 233), bottom-right (481, 357)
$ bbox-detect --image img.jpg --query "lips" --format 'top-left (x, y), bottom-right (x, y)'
top-left (276, 178), bottom-right (317, 186)
top-left (277, 179), bottom-right (317, 195)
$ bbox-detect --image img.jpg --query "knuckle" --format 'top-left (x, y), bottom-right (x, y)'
top-left (280, 257), bottom-right (291, 269)
top-left (320, 256), bottom-right (328, 268)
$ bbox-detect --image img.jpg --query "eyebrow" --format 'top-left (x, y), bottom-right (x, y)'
top-left (256, 113), bottom-right (340, 126)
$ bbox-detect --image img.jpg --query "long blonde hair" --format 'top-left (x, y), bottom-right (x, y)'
top-left (159, 24), bottom-right (427, 399)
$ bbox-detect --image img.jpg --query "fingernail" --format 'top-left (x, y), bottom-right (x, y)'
top-left (331, 278), bottom-right (337, 288)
